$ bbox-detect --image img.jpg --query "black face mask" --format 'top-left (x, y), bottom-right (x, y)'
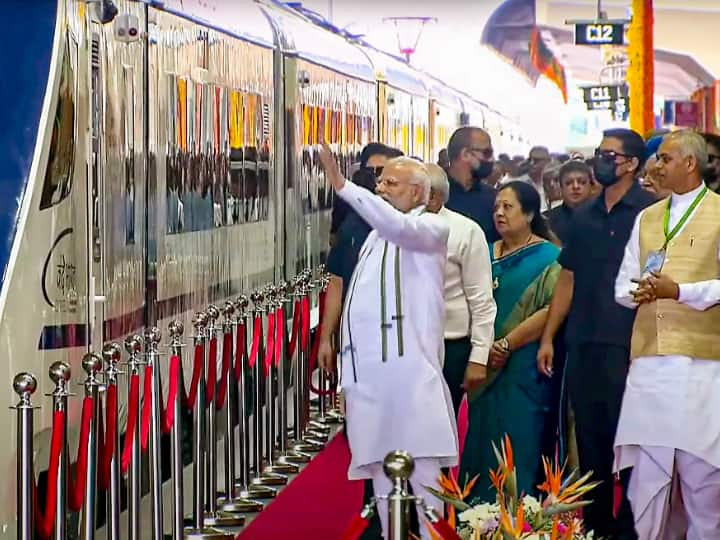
top-left (593, 157), bottom-right (620, 187)
top-left (471, 160), bottom-right (494, 181)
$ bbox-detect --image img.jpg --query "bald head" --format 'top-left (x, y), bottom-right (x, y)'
top-left (447, 127), bottom-right (491, 163)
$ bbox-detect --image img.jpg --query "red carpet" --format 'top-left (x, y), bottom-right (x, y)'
top-left (238, 434), bottom-right (363, 539)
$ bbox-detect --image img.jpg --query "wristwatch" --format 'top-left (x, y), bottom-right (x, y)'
top-left (499, 337), bottom-right (510, 352)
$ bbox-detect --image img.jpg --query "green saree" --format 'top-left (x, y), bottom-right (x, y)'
top-left (459, 241), bottom-right (560, 502)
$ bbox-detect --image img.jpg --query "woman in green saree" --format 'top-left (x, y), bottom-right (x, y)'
top-left (459, 181), bottom-right (561, 502)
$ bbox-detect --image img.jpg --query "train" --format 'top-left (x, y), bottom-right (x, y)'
top-left (0, 0), bottom-right (528, 535)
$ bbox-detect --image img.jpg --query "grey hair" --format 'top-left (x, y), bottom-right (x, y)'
top-left (665, 130), bottom-right (709, 171)
top-left (385, 156), bottom-right (431, 204)
top-left (425, 163), bottom-right (450, 204)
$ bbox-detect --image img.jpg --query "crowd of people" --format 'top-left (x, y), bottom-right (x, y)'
top-left (316, 125), bottom-right (720, 540)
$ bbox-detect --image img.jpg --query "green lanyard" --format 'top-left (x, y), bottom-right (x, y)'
top-left (662, 186), bottom-right (707, 249)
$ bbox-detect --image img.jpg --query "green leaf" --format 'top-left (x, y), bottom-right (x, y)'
top-left (542, 500), bottom-right (591, 516)
top-left (424, 486), bottom-right (471, 511)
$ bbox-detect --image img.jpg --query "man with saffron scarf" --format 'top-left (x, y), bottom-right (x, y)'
top-left (318, 145), bottom-right (458, 540)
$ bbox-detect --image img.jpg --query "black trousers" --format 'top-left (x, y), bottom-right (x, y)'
top-left (442, 336), bottom-right (472, 416)
top-left (566, 344), bottom-right (637, 540)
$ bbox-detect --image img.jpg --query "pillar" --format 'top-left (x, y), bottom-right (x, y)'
top-left (627, 0), bottom-right (654, 137)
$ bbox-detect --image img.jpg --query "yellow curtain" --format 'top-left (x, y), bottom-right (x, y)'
top-left (628, 0), bottom-right (654, 136)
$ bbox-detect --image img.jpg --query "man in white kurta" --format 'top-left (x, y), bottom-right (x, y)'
top-left (614, 130), bottom-right (720, 539)
top-left (319, 148), bottom-right (458, 540)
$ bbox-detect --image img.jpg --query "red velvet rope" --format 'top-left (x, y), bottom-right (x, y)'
top-left (216, 332), bottom-right (232, 409)
top-left (68, 396), bottom-right (93, 512)
top-left (341, 513), bottom-right (370, 540)
top-left (287, 300), bottom-right (300, 357)
top-left (121, 373), bottom-right (140, 474)
top-left (206, 337), bottom-right (218, 406)
top-left (300, 296), bottom-right (310, 351)
top-left (98, 384), bottom-right (117, 491)
top-left (140, 366), bottom-right (153, 451)
top-left (33, 409), bottom-right (65, 540)
top-left (274, 306), bottom-right (284, 368)
top-left (182, 343), bottom-right (203, 410)
top-left (264, 312), bottom-right (276, 377)
top-left (234, 322), bottom-right (246, 381)
top-left (248, 316), bottom-right (261, 369)
top-left (163, 355), bottom-right (181, 434)
top-left (430, 517), bottom-right (462, 540)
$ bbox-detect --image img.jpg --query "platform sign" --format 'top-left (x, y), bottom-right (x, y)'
top-left (575, 22), bottom-right (625, 45)
top-left (582, 84), bottom-right (627, 104)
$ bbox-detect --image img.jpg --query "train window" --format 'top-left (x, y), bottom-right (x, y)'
top-left (40, 37), bottom-right (77, 211)
top-left (166, 74), bottom-right (182, 234)
top-left (123, 66), bottom-right (136, 244)
top-left (228, 89), bottom-right (243, 226)
top-left (244, 93), bottom-right (259, 223)
top-left (258, 100), bottom-right (271, 222)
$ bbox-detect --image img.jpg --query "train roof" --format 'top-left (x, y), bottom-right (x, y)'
top-left (155, 0), bottom-right (276, 48)
top-left (257, 1), bottom-right (375, 82)
top-left (356, 45), bottom-right (429, 97)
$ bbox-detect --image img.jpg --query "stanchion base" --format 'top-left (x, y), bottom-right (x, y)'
top-left (237, 483), bottom-right (277, 499)
top-left (265, 461), bottom-right (299, 474)
top-left (204, 512), bottom-right (246, 528)
top-left (322, 410), bottom-right (344, 423)
top-left (305, 429), bottom-right (329, 442)
top-left (252, 471), bottom-right (288, 486)
top-left (308, 419), bottom-right (332, 433)
top-left (218, 497), bottom-right (264, 514)
top-left (292, 439), bottom-right (323, 453)
top-left (281, 451), bottom-right (311, 464)
top-left (183, 526), bottom-right (234, 540)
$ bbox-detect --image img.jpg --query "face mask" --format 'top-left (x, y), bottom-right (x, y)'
top-left (471, 160), bottom-right (494, 181)
top-left (593, 157), bottom-right (619, 187)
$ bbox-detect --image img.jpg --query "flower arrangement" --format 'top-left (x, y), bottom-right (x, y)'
top-left (427, 435), bottom-right (599, 540)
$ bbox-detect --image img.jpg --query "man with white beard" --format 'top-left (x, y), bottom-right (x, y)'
top-left (318, 146), bottom-right (458, 540)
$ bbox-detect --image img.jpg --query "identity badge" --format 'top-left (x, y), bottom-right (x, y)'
top-left (642, 249), bottom-right (665, 277)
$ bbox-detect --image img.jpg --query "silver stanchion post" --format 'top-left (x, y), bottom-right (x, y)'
top-left (13, 373), bottom-right (37, 540)
top-left (219, 301), bottom-right (264, 513)
top-left (203, 305), bottom-right (244, 528)
top-left (80, 353), bottom-right (104, 540)
top-left (48, 362), bottom-right (71, 540)
top-left (234, 295), bottom-right (274, 501)
top-left (144, 327), bottom-right (165, 540)
top-left (184, 312), bottom-right (232, 540)
top-left (124, 334), bottom-right (145, 540)
top-left (100, 345), bottom-right (122, 540)
top-left (290, 275), bottom-right (324, 454)
top-left (250, 290), bottom-right (286, 488)
top-left (262, 286), bottom-right (297, 476)
top-left (383, 451), bottom-right (414, 540)
top-left (167, 320), bottom-right (186, 540)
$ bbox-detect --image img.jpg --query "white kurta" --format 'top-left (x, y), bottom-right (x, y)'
top-left (337, 181), bottom-right (459, 480)
top-left (613, 184), bottom-right (720, 531)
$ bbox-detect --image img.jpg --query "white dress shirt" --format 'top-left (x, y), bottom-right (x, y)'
top-left (438, 207), bottom-right (496, 366)
top-left (614, 183), bottom-right (720, 473)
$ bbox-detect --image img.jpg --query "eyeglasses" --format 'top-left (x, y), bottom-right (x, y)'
top-left (594, 149), bottom-right (633, 161)
top-left (709, 154), bottom-right (720, 163)
top-left (467, 146), bottom-right (494, 160)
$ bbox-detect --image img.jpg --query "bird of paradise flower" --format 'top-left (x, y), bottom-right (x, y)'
top-left (426, 435), bottom-right (601, 540)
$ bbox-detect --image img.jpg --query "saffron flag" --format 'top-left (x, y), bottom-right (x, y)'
top-left (529, 27), bottom-right (568, 103)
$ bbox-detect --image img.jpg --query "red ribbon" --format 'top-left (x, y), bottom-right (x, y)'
top-left (140, 366), bottom-right (153, 451)
top-left (68, 396), bottom-right (93, 511)
top-left (264, 312), bottom-right (276, 377)
top-left (341, 513), bottom-right (370, 540)
top-left (33, 409), bottom-right (65, 540)
top-left (182, 343), bottom-right (203, 410)
top-left (98, 384), bottom-right (117, 491)
top-left (121, 373), bottom-right (140, 473)
top-left (234, 322), bottom-right (246, 381)
top-left (207, 337), bottom-right (218, 406)
top-left (287, 300), bottom-right (300, 357)
top-left (248, 316), bottom-right (261, 369)
top-left (216, 332), bottom-right (232, 409)
top-left (274, 307), bottom-right (284, 368)
top-left (163, 355), bottom-right (180, 434)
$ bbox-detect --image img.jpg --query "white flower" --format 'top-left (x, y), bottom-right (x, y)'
top-left (521, 495), bottom-right (543, 515)
top-left (458, 503), bottom-right (500, 528)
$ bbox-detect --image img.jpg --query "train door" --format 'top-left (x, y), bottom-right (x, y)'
top-left (87, 2), bottom-right (147, 349)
